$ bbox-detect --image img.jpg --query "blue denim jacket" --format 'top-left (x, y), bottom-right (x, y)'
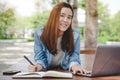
top-left (34, 27), bottom-right (81, 70)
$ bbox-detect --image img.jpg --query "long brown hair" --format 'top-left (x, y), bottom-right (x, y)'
top-left (40, 2), bottom-right (74, 55)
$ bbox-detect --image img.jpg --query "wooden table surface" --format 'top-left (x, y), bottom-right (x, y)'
top-left (1, 53), bottom-right (120, 80)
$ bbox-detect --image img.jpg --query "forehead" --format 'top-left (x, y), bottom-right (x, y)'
top-left (60, 7), bottom-right (72, 16)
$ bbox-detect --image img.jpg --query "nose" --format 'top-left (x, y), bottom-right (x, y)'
top-left (63, 17), bottom-right (67, 22)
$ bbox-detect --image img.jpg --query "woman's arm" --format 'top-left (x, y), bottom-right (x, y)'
top-left (69, 30), bottom-right (81, 70)
top-left (69, 30), bottom-right (88, 74)
top-left (34, 28), bottom-right (48, 70)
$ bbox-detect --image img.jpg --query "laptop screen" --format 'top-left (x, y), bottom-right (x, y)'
top-left (92, 45), bottom-right (120, 76)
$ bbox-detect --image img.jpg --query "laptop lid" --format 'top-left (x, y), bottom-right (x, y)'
top-left (91, 45), bottom-right (120, 77)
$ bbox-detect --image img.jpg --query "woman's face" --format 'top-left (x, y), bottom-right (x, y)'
top-left (58, 7), bottom-right (73, 32)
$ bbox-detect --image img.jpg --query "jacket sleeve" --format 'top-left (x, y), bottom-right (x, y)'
top-left (34, 29), bottom-right (48, 70)
top-left (69, 30), bottom-right (81, 71)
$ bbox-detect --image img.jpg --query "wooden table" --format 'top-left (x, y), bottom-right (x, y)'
top-left (80, 48), bottom-right (96, 54)
top-left (1, 54), bottom-right (120, 80)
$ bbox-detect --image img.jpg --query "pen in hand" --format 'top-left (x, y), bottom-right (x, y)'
top-left (24, 56), bottom-right (34, 66)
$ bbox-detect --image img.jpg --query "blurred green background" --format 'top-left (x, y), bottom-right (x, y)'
top-left (0, 0), bottom-right (120, 43)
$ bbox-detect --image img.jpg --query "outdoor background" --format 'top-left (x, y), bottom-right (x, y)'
top-left (0, 0), bottom-right (120, 71)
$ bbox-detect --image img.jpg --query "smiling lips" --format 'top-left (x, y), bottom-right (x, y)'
top-left (61, 22), bottom-right (68, 27)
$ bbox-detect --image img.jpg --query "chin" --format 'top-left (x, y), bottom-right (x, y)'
top-left (59, 25), bottom-right (69, 31)
top-left (60, 28), bottom-right (67, 32)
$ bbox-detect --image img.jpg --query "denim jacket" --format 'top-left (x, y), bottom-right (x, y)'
top-left (34, 27), bottom-right (81, 71)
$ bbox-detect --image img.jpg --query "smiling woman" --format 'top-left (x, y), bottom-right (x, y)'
top-left (59, 7), bottom-right (72, 35)
top-left (28, 2), bottom-right (88, 75)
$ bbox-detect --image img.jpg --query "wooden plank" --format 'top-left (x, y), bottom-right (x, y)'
top-left (80, 48), bottom-right (96, 54)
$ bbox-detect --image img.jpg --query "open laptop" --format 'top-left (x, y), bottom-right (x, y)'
top-left (77, 44), bottom-right (120, 77)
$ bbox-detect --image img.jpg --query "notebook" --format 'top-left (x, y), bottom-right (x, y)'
top-left (12, 70), bottom-right (72, 79)
top-left (77, 45), bottom-right (120, 77)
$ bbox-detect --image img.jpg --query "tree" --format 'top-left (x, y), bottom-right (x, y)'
top-left (84, 0), bottom-right (98, 48)
top-left (66, 0), bottom-right (79, 28)
top-left (30, 11), bottom-right (50, 30)
top-left (32, 0), bottom-right (51, 30)
top-left (0, 3), bottom-right (15, 39)
top-left (79, 0), bottom-right (85, 9)
top-left (109, 11), bottom-right (120, 40)
top-left (72, 0), bottom-right (78, 28)
top-left (98, 2), bottom-right (111, 40)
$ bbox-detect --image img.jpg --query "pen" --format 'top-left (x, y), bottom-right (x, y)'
top-left (24, 56), bottom-right (34, 65)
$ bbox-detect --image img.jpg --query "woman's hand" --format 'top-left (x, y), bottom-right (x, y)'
top-left (72, 64), bottom-right (88, 74)
top-left (28, 64), bottom-right (42, 72)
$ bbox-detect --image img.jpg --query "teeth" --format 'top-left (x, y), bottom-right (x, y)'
top-left (62, 24), bottom-right (67, 27)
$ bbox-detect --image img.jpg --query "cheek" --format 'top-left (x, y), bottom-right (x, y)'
top-left (59, 18), bottom-right (62, 22)
top-left (68, 20), bottom-right (72, 25)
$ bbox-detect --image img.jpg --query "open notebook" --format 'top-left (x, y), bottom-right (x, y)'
top-left (77, 45), bottom-right (120, 77)
top-left (12, 70), bottom-right (72, 79)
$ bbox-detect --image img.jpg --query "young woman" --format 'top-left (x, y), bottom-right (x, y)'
top-left (29, 2), bottom-right (87, 74)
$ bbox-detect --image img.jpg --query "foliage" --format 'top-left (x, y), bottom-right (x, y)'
top-left (97, 2), bottom-right (111, 37)
top-left (77, 27), bottom-right (84, 41)
top-left (98, 2), bottom-right (120, 42)
top-left (109, 11), bottom-right (120, 40)
top-left (98, 36), bottom-right (109, 43)
top-left (108, 36), bottom-right (120, 41)
top-left (26, 37), bottom-right (34, 42)
top-left (9, 17), bottom-right (34, 38)
top-left (0, 0), bottom-right (120, 43)
top-left (78, 0), bottom-right (85, 9)
top-left (0, 3), bottom-right (15, 39)
top-left (29, 11), bottom-right (50, 30)
top-left (78, 0), bottom-right (120, 43)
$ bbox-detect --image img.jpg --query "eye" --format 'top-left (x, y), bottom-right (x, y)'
top-left (67, 16), bottom-right (72, 19)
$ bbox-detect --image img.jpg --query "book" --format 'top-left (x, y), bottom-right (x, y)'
top-left (12, 70), bottom-right (73, 79)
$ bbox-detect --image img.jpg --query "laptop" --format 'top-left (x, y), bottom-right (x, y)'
top-left (77, 44), bottom-right (120, 77)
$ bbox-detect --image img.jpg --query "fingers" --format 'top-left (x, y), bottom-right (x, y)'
top-left (80, 69), bottom-right (88, 74)
top-left (72, 65), bottom-right (88, 74)
top-left (72, 68), bottom-right (86, 74)
top-left (28, 65), bottom-right (36, 72)
top-left (36, 64), bottom-right (42, 71)
top-left (72, 70), bottom-right (76, 74)
top-left (28, 64), bottom-right (42, 72)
